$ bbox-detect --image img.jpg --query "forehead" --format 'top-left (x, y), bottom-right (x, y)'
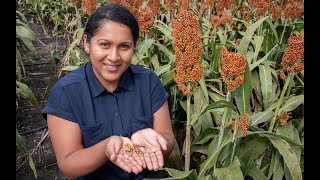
top-left (94, 20), bottom-right (133, 40)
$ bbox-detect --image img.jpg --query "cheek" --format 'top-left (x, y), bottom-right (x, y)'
top-left (122, 51), bottom-right (134, 63)
top-left (90, 50), bottom-right (108, 61)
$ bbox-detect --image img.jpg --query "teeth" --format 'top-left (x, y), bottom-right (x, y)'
top-left (106, 64), bottom-right (119, 68)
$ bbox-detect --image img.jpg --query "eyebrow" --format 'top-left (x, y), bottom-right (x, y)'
top-left (97, 39), bottom-right (133, 44)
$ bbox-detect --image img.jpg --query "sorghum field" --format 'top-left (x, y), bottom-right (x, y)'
top-left (16, 0), bottom-right (304, 179)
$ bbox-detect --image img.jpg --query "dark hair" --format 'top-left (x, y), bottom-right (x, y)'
top-left (84, 3), bottom-right (139, 46)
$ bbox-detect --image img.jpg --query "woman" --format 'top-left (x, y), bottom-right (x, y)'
top-left (42, 3), bottom-right (175, 180)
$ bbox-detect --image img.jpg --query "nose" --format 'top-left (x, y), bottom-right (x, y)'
top-left (108, 47), bottom-right (120, 62)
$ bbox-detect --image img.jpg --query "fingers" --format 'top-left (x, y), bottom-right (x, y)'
top-left (155, 149), bottom-right (164, 168)
top-left (143, 152), bottom-right (154, 171)
top-left (115, 154), bottom-right (132, 173)
top-left (149, 152), bottom-right (160, 170)
top-left (157, 134), bottom-right (168, 151)
top-left (123, 153), bottom-right (143, 174)
top-left (131, 152), bottom-right (145, 168)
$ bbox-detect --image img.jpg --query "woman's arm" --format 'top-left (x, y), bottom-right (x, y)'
top-left (153, 101), bottom-right (175, 158)
top-left (47, 114), bottom-right (109, 179)
top-left (47, 114), bottom-right (143, 179)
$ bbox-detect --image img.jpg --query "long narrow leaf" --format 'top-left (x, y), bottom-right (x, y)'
top-left (269, 138), bottom-right (302, 180)
top-left (238, 16), bottom-right (270, 54)
top-left (215, 157), bottom-right (243, 180)
top-left (259, 64), bottom-right (273, 109)
top-left (250, 44), bottom-right (278, 71)
top-left (235, 61), bottom-right (253, 115)
top-left (191, 100), bottom-right (236, 126)
top-left (278, 95), bottom-right (304, 115)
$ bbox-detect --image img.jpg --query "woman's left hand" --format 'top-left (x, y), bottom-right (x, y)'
top-left (131, 128), bottom-right (168, 171)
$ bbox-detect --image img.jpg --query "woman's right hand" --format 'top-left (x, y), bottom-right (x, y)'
top-left (104, 136), bottom-right (144, 174)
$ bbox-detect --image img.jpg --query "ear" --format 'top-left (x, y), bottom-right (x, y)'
top-left (83, 34), bottom-right (90, 54)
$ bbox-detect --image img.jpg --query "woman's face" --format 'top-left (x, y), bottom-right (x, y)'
top-left (84, 20), bottom-right (134, 91)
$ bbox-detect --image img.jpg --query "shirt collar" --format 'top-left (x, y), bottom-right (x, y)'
top-left (86, 62), bottom-right (134, 98)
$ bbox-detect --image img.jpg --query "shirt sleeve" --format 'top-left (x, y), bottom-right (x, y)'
top-left (41, 84), bottom-right (76, 122)
top-left (150, 72), bottom-right (169, 114)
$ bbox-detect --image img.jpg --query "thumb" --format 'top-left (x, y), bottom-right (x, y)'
top-left (156, 134), bottom-right (168, 151)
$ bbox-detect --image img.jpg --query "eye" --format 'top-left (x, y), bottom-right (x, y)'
top-left (120, 44), bottom-right (131, 50)
top-left (100, 43), bottom-right (110, 48)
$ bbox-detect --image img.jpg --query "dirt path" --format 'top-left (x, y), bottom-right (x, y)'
top-left (16, 17), bottom-right (68, 180)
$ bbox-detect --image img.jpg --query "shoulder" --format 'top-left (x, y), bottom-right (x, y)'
top-left (129, 64), bottom-right (159, 81)
top-left (51, 63), bottom-right (87, 92)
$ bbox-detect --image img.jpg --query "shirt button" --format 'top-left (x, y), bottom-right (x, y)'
top-left (115, 112), bottom-right (118, 116)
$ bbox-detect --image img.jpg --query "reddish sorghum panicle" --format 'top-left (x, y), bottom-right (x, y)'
top-left (271, 2), bottom-right (282, 21)
top-left (165, 0), bottom-right (175, 12)
top-left (231, 114), bottom-right (249, 137)
top-left (279, 70), bottom-right (287, 80)
top-left (84, 0), bottom-right (97, 16)
top-left (198, 0), bottom-right (213, 16)
top-left (210, 12), bottom-right (234, 29)
top-left (279, 112), bottom-right (291, 126)
top-left (250, 0), bottom-right (271, 19)
top-left (172, 8), bottom-right (204, 96)
top-left (178, 0), bottom-right (190, 11)
top-left (221, 47), bottom-right (246, 92)
top-left (283, 0), bottom-right (304, 20)
top-left (281, 33), bottom-right (304, 77)
top-left (136, 6), bottom-right (155, 36)
top-left (216, 0), bottom-right (236, 15)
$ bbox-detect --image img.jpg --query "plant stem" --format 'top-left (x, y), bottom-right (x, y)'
top-left (185, 84), bottom-right (191, 171)
top-left (230, 118), bottom-right (238, 164)
top-left (218, 91), bottom-right (231, 147)
top-left (268, 73), bottom-right (293, 132)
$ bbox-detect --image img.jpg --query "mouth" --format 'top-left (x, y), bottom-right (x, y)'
top-left (105, 63), bottom-right (121, 72)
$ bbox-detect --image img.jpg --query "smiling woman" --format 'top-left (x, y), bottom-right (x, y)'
top-left (41, 3), bottom-right (175, 180)
top-left (83, 21), bottom-right (134, 92)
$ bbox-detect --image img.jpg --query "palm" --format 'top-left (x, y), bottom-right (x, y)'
top-left (105, 136), bottom-right (144, 174)
top-left (131, 128), bottom-right (168, 171)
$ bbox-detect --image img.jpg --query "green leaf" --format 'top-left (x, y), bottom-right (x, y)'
top-left (191, 100), bottom-right (236, 126)
top-left (16, 81), bottom-right (38, 107)
top-left (266, 18), bottom-right (279, 43)
top-left (192, 127), bottom-right (218, 145)
top-left (154, 20), bottom-right (173, 40)
top-left (20, 37), bottom-right (36, 53)
top-left (237, 135), bottom-right (270, 163)
top-left (269, 138), bottom-right (303, 180)
top-left (250, 44), bottom-right (278, 71)
top-left (28, 154), bottom-right (38, 178)
top-left (278, 95), bottom-right (304, 115)
top-left (235, 61), bottom-right (253, 115)
top-left (246, 162), bottom-right (268, 180)
top-left (250, 109), bottom-right (274, 126)
top-left (252, 36), bottom-right (264, 63)
top-left (198, 175), bottom-right (214, 180)
top-left (259, 64), bottom-right (273, 109)
top-left (154, 64), bottom-right (171, 76)
top-left (272, 151), bottom-right (284, 180)
top-left (164, 168), bottom-right (198, 180)
top-left (136, 38), bottom-right (155, 55)
top-left (62, 65), bottom-right (80, 72)
top-left (161, 70), bottom-right (174, 86)
top-left (16, 25), bottom-right (38, 41)
top-left (215, 157), bottom-right (244, 180)
top-left (198, 135), bottom-right (232, 177)
top-left (154, 42), bottom-right (174, 62)
top-left (238, 16), bottom-right (270, 54)
top-left (248, 130), bottom-right (303, 148)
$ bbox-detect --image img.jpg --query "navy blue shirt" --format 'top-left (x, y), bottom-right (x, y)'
top-left (42, 62), bottom-right (168, 179)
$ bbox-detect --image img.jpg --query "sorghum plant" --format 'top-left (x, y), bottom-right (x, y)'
top-left (172, 5), bottom-right (204, 171)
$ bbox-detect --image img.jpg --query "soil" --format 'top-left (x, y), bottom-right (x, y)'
top-left (16, 18), bottom-right (68, 180)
